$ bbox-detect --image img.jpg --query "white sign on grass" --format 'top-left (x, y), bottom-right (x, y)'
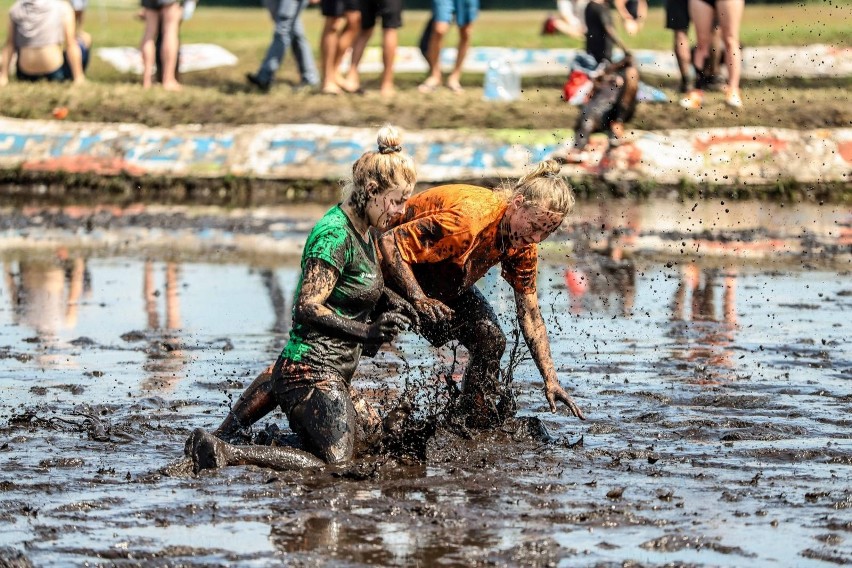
top-left (96, 44), bottom-right (238, 75)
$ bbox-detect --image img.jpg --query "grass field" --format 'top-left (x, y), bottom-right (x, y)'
top-left (0, 1), bottom-right (849, 129)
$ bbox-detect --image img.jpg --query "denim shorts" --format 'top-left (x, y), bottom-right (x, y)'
top-left (16, 40), bottom-right (90, 82)
top-left (432, 0), bottom-right (479, 27)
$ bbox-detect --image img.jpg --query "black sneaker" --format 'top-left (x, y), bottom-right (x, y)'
top-left (246, 72), bottom-right (271, 93)
top-left (705, 75), bottom-right (727, 92)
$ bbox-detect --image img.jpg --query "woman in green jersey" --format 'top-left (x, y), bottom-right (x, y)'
top-left (186, 125), bottom-right (416, 472)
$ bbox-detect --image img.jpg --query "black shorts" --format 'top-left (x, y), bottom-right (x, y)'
top-left (417, 286), bottom-right (500, 348)
top-left (140, 0), bottom-right (178, 9)
top-left (271, 357), bottom-right (357, 464)
top-left (665, 0), bottom-right (690, 30)
top-left (321, 0), bottom-right (361, 17)
top-left (361, 0), bottom-right (402, 29)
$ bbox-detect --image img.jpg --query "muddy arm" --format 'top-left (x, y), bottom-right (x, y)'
top-left (377, 232), bottom-right (453, 324)
top-left (61, 4), bottom-right (84, 83)
top-left (377, 287), bottom-right (420, 330)
top-left (602, 17), bottom-right (630, 55)
top-left (298, 258), bottom-right (406, 344)
top-left (514, 290), bottom-right (586, 420)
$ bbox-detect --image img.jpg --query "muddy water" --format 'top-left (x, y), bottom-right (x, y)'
top-left (0, 200), bottom-right (850, 566)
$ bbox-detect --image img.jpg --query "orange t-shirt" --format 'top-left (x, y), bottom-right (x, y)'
top-left (388, 184), bottom-right (538, 302)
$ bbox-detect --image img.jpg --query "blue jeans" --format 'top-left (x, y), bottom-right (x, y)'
top-left (16, 39), bottom-right (90, 82)
top-left (257, 0), bottom-right (319, 85)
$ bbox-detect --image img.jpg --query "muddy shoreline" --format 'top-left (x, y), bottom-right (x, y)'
top-left (1, 171), bottom-right (850, 208)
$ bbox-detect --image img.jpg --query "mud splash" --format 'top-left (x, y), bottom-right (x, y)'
top-left (0, 203), bottom-right (850, 565)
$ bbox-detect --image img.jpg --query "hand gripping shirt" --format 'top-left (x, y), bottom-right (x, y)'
top-left (281, 206), bottom-right (383, 383)
top-left (388, 184), bottom-right (538, 302)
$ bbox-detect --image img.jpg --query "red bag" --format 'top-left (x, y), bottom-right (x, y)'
top-left (562, 70), bottom-right (591, 103)
top-left (542, 15), bottom-right (557, 35)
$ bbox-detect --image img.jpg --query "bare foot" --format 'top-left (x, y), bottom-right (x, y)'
top-left (185, 428), bottom-right (229, 472)
top-left (337, 76), bottom-right (360, 94)
top-left (446, 77), bottom-right (464, 94)
top-left (321, 83), bottom-right (343, 95)
top-left (380, 85), bottom-right (395, 98)
top-left (417, 76), bottom-right (441, 93)
top-left (162, 81), bottom-right (182, 92)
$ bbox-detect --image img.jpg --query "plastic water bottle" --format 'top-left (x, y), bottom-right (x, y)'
top-left (483, 59), bottom-right (521, 102)
top-left (182, 0), bottom-right (196, 21)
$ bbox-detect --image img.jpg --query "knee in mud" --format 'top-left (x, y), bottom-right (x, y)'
top-left (322, 448), bottom-right (351, 466)
top-left (468, 320), bottom-right (506, 360)
top-left (453, 390), bottom-right (501, 429)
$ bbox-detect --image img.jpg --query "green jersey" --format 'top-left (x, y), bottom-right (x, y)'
top-left (281, 206), bottom-right (383, 382)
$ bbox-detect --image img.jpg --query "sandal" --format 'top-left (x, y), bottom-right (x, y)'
top-left (418, 79), bottom-right (440, 93)
top-left (446, 81), bottom-right (464, 94)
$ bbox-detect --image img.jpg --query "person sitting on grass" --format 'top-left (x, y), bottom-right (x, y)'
top-left (542, 0), bottom-right (585, 39)
top-left (573, 0), bottom-right (638, 149)
top-left (186, 125), bottom-right (417, 472)
top-left (557, 53), bottom-right (638, 160)
top-left (0, 0), bottom-right (90, 86)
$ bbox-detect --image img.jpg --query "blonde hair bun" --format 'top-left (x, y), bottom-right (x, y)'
top-left (377, 124), bottom-right (403, 154)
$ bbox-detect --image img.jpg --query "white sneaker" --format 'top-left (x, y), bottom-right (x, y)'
top-left (679, 90), bottom-right (703, 110)
top-left (725, 89), bottom-right (743, 108)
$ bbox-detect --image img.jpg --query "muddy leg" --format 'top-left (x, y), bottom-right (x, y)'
top-left (452, 288), bottom-right (509, 429)
top-left (285, 381), bottom-right (357, 465)
top-left (186, 428), bottom-right (323, 472)
top-left (185, 428), bottom-right (231, 471)
top-left (213, 364), bottom-right (278, 442)
top-left (350, 386), bottom-right (383, 452)
top-left (227, 443), bottom-right (325, 470)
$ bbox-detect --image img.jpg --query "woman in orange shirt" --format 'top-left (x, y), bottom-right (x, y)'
top-left (379, 159), bottom-right (586, 428)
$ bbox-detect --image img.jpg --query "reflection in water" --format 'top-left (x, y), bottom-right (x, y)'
top-left (269, 514), bottom-right (409, 565)
top-left (268, 483), bottom-right (504, 564)
top-left (669, 264), bottom-right (738, 384)
top-left (269, 509), bottom-right (494, 565)
top-left (4, 250), bottom-right (91, 368)
top-left (259, 269), bottom-right (290, 335)
top-left (140, 261), bottom-right (187, 392)
top-left (2, 246), bottom-right (848, 565)
top-left (272, 516), bottom-right (344, 554)
top-left (563, 253), bottom-right (637, 317)
top-left (564, 201), bottom-right (640, 318)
